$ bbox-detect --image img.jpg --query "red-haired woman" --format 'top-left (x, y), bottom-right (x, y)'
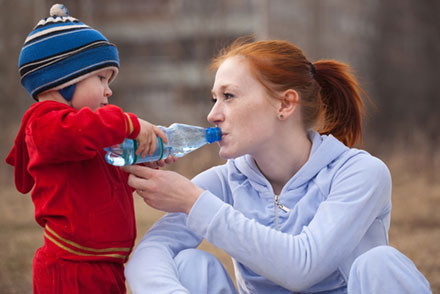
top-left (123, 39), bottom-right (431, 293)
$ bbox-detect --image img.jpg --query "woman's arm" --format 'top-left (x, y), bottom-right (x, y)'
top-left (124, 155), bottom-right (391, 291)
top-left (124, 165), bottom-right (230, 293)
top-left (186, 155), bottom-right (391, 291)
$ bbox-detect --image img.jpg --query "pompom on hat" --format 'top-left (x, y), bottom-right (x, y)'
top-left (18, 4), bottom-right (119, 100)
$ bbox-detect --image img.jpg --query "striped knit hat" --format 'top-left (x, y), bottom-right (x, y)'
top-left (18, 4), bottom-right (119, 100)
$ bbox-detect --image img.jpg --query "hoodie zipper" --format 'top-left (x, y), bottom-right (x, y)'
top-left (274, 194), bottom-right (290, 230)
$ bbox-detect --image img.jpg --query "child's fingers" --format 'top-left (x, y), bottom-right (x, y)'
top-left (138, 140), bottom-right (149, 158)
top-left (138, 133), bottom-right (155, 158)
top-left (135, 122), bottom-right (166, 159)
top-left (147, 135), bottom-right (157, 157)
top-left (136, 145), bottom-right (144, 157)
top-left (135, 136), bottom-right (144, 155)
top-left (154, 126), bottom-right (167, 144)
top-left (135, 143), bottom-right (141, 155)
top-left (136, 138), bottom-right (149, 157)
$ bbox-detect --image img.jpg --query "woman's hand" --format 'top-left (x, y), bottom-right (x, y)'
top-left (138, 156), bottom-right (178, 169)
top-left (121, 165), bottom-right (204, 214)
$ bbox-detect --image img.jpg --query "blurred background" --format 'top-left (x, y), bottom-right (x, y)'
top-left (1, 0), bottom-right (438, 293)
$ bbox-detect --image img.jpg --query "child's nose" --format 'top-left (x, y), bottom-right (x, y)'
top-left (104, 86), bottom-right (112, 97)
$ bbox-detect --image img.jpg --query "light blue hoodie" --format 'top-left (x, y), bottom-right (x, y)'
top-left (126, 131), bottom-right (392, 293)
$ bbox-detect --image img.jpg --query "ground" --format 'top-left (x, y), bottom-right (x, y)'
top-left (0, 156), bottom-right (438, 293)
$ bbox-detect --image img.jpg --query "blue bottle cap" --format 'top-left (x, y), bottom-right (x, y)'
top-left (206, 127), bottom-right (222, 143)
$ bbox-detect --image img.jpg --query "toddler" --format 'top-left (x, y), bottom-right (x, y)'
top-left (6, 4), bottom-right (165, 293)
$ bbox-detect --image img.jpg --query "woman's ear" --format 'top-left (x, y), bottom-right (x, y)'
top-left (277, 89), bottom-right (299, 120)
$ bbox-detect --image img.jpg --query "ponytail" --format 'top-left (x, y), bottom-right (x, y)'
top-left (313, 60), bottom-right (365, 147)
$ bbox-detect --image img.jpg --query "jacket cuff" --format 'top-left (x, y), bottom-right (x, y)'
top-left (125, 113), bottom-right (140, 139)
top-left (186, 191), bottom-right (225, 238)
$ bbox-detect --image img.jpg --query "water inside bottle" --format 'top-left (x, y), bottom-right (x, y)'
top-left (173, 146), bottom-right (199, 157)
top-left (105, 153), bottom-right (127, 166)
top-left (104, 145), bottom-right (134, 166)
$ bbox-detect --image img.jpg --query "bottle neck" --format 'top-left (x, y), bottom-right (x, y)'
top-left (206, 127), bottom-right (222, 143)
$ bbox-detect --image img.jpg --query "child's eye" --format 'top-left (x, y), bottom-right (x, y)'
top-left (98, 76), bottom-right (105, 81)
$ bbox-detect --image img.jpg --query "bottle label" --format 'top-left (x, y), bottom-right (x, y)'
top-left (132, 140), bottom-right (138, 163)
top-left (133, 137), bottom-right (165, 164)
top-left (157, 137), bottom-right (164, 160)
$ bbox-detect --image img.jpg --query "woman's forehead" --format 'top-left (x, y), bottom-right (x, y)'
top-left (213, 57), bottom-right (255, 88)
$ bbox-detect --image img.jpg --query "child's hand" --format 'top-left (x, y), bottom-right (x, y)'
top-left (136, 119), bottom-right (168, 158)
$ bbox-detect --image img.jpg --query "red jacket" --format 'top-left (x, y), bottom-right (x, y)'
top-left (6, 101), bottom-right (140, 263)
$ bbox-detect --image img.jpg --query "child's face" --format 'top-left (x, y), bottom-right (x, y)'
top-left (70, 69), bottom-right (114, 111)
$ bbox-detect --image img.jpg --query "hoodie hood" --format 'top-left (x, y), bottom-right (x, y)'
top-left (232, 130), bottom-right (349, 193)
top-left (5, 101), bottom-right (63, 194)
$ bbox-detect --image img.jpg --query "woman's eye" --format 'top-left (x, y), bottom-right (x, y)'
top-left (211, 97), bottom-right (217, 104)
top-left (224, 93), bottom-right (234, 99)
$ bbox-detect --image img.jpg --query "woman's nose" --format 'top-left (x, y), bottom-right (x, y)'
top-left (207, 102), bottom-right (224, 125)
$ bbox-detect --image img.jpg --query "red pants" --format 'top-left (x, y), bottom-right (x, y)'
top-left (33, 246), bottom-right (126, 294)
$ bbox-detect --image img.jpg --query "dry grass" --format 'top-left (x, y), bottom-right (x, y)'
top-left (0, 153), bottom-right (438, 293)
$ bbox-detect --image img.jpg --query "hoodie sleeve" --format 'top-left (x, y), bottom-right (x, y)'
top-left (186, 154), bottom-right (392, 291)
top-left (5, 101), bottom-right (140, 193)
top-left (125, 166), bottom-right (229, 293)
top-left (29, 102), bottom-right (140, 163)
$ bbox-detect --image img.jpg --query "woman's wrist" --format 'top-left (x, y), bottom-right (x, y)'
top-left (186, 186), bottom-right (204, 214)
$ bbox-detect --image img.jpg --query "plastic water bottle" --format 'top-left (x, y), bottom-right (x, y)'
top-left (104, 123), bottom-right (222, 166)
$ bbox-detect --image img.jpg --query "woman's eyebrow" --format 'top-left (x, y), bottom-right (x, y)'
top-left (211, 84), bottom-right (238, 95)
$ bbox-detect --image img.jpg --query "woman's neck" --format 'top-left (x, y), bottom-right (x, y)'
top-left (254, 129), bottom-right (312, 195)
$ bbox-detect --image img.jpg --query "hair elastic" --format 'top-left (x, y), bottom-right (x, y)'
top-left (309, 62), bottom-right (316, 76)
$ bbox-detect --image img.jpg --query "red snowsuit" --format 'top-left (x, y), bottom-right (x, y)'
top-left (6, 100), bottom-right (141, 293)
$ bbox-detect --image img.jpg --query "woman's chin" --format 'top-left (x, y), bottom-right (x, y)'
top-left (218, 148), bottom-right (239, 160)
top-left (218, 151), bottom-right (228, 160)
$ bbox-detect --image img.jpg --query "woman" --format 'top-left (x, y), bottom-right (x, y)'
top-left (123, 39), bottom-right (431, 293)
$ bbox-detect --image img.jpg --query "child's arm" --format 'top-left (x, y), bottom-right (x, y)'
top-left (29, 102), bottom-right (140, 162)
top-left (136, 119), bottom-right (168, 159)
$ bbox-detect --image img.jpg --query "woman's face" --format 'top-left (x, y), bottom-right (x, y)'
top-left (208, 56), bottom-right (279, 159)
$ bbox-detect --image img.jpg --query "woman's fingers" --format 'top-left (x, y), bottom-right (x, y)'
top-left (123, 165), bottom-right (155, 180)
